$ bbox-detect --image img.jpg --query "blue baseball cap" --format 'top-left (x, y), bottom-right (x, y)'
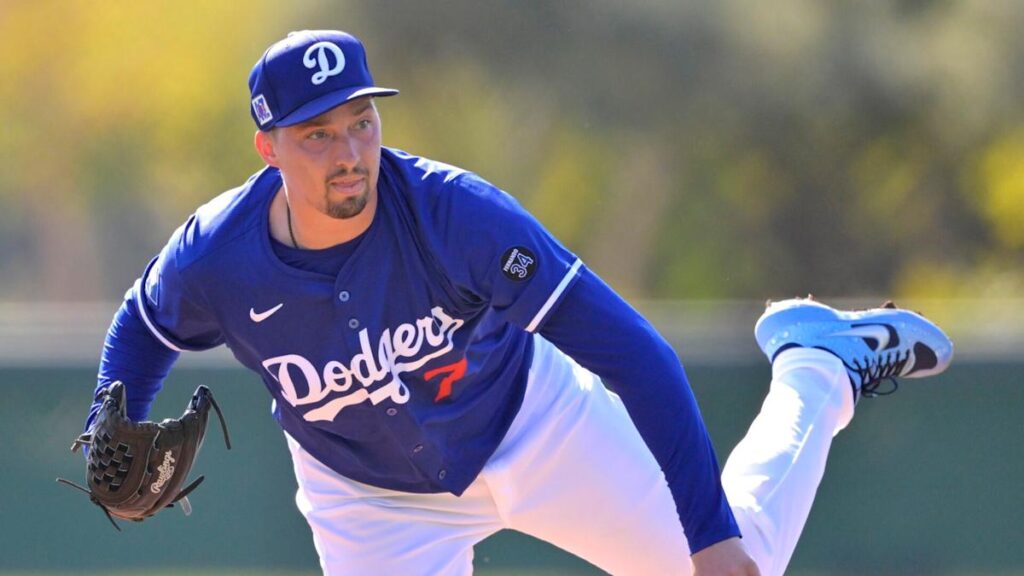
top-left (248, 30), bottom-right (398, 131)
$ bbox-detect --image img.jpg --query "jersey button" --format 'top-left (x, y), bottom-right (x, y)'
top-left (437, 469), bottom-right (447, 480)
top-left (412, 444), bottom-right (424, 454)
top-left (338, 291), bottom-right (350, 302)
top-left (348, 318), bottom-right (360, 329)
top-left (385, 407), bottom-right (398, 416)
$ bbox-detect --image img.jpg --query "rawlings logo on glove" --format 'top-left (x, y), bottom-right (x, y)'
top-left (57, 382), bottom-right (231, 530)
top-left (151, 451), bottom-right (177, 494)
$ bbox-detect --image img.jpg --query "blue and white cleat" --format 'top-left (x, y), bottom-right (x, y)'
top-left (755, 297), bottom-right (954, 401)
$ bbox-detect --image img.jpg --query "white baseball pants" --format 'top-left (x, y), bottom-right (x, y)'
top-left (286, 336), bottom-right (855, 576)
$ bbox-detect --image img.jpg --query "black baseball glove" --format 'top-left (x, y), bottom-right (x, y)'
top-left (58, 381), bottom-right (231, 530)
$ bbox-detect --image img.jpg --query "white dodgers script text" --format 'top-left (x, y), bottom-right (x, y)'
top-left (262, 307), bottom-right (464, 422)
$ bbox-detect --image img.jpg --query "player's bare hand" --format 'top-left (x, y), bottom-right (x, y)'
top-left (691, 537), bottom-right (761, 576)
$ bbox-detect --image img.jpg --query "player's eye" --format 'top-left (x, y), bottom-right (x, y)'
top-left (307, 129), bottom-right (328, 140)
top-left (355, 119), bottom-right (372, 130)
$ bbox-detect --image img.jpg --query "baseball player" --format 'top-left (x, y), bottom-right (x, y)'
top-left (85, 30), bottom-right (953, 576)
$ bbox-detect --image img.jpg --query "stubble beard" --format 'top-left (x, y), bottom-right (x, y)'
top-left (325, 190), bottom-right (368, 219)
top-left (323, 166), bottom-right (371, 219)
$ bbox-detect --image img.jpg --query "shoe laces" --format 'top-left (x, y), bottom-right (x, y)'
top-left (849, 349), bottom-right (909, 400)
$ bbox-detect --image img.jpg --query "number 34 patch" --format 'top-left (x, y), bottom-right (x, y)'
top-left (501, 246), bottom-right (537, 281)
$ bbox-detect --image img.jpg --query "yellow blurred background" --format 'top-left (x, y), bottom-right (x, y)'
top-left (1, 0), bottom-right (1021, 303)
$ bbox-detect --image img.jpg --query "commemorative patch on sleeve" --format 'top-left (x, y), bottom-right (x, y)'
top-left (501, 246), bottom-right (537, 281)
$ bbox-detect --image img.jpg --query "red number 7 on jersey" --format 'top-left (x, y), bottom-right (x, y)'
top-left (423, 357), bottom-right (468, 403)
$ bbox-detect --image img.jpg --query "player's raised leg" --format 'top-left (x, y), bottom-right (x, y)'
top-left (487, 299), bottom-right (951, 576)
top-left (722, 298), bottom-right (953, 576)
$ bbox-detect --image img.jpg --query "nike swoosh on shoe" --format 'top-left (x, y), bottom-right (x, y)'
top-left (829, 323), bottom-right (899, 351)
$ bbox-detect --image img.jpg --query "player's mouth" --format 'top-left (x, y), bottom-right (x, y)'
top-left (328, 176), bottom-right (366, 196)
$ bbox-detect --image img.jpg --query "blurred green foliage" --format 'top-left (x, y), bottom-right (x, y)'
top-left (1, 0), bottom-right (1021, 300)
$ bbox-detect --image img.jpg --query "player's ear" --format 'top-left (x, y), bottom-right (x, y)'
top-left (254, 129), bottom-right (280, 167)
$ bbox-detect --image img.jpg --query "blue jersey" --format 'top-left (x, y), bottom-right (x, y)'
top-left (135, 147), bottom-right (582, 494)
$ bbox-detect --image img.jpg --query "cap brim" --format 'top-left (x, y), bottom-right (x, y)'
top-left (273, 86), bottom-right (399, 129)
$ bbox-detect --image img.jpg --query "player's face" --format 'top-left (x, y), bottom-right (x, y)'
top-left (261, 97), bottom-right (382, 220)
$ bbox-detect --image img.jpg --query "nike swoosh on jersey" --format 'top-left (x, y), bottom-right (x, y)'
top-left (250, 303), bottom-right (284, 323)
top-left (829, 323), bottom-right (898, 351)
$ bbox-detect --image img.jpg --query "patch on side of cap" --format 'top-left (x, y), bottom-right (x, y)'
top-left (252, 94), bottom-right (274, 125)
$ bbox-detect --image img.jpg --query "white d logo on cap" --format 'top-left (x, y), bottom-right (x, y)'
top-left (303, 41), bottom-right (346, 85)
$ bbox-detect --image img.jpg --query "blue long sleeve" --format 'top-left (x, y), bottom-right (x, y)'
top-left (537, 268), bottom-right (739, 554)
top-left (87, 289), bottom-right (180, 431)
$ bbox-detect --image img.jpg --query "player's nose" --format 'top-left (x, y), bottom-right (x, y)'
top-left (331, 134), bottom-right (360, 167)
